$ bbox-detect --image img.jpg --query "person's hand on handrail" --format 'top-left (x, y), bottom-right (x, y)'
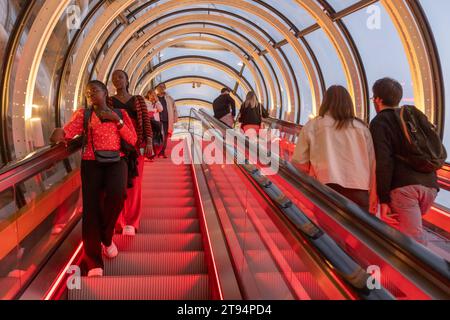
top-left (380, 203), bottom-right (399, 225)
top-left (50, 128), bottom-right (67, 146)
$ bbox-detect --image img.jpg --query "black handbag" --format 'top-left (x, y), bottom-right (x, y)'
top-left (94, 150), bottom-right (121, 163)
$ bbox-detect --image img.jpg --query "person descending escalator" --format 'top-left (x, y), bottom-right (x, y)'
top-left (213, 87), bottom-right (237, 128)
top-left (156, 82), bottom-right (179, 158)
top-left (292, 85), bottom-right (378, 214)
top-left (110, 70), bottom-right (153, 237)
top-left (50, 80), bottom-right (137, 277)
top-left (145, 88), bottom-right (164, 159)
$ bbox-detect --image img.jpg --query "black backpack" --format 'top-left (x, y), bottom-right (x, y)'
top-left (394, 105), bottom-right (447, 173)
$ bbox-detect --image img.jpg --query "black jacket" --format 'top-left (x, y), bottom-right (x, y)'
top-left (369, 108), bottom-right (439, 203)
top-left (239, 104), bottom-right (262, 126)
top-left (213, 94), bottom-right (236, 119)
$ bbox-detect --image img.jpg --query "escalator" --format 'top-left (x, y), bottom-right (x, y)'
top-left (69, 150), bottom-right (211, 300)
top-left (64, 138), bottom-right (359, 300)
top-left (191, 109), bottom-right (450, 299)
top-left (2, 113), bottom-right (449, 300)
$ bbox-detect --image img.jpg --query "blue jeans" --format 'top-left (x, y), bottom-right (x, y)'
top-left (389, 185), bottom-right (437, 245)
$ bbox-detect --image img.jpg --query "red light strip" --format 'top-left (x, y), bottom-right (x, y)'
top-left (432, 206), bottom-right (450, 219)
top-left (186, 138), bottom-right (224, 300)
top-left (43, 241), bottom-right (83, 300)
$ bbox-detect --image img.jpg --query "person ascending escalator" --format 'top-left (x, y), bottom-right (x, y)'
top-left (213, 87), bottom-right (236, 128)
top-left (292, 85), bottom-right (378, 214)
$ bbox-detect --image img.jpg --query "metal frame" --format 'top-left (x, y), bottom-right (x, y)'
top-left (405, 0), bottom-right (445, 133)
top-left (163, 76), bottom-right (244, 103)
top-left (125, 31), bottom-right (272, 104)
top-left (98, 13), bottom-right (295, 117)
top-left (176, 99), bottom-right (214, 110)
top-left (9, 0), bottom-right (70, 160)
top-left (125, 35), bottom-right (263, 103)
top-left (381, 0), bottom-right (436, 120)
top-left (54, 0), bottom-right (107, 127)
top-left (135, 55), bottom-right (254, 96)
top-left (91, 0), bottom-right (319, 120)
top-left (0, 0), bottom-right (37, 163)
top-left (1, 0), bottom-right (447, 160)
top-left (112, 7), bottom-right (300, 116)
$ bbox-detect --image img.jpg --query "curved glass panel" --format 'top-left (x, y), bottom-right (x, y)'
top-left (283, 44), bottom-right (314, 124)
top-left (419, 0), bottom-right (450, 210)
top-left (204, 4), bottom-right (285, 42)
top-left (419, 0), bottom-right (450, 159)
top-left (156, 44), bottom-right (245, 70)
top-left (0, 0), bottom-right (28, 165)
top-left (167, 83), bottom-right (218, 103)
top-left (253, 0), bottom-right (316, 30)
top-left (342, 4), bottom-right (415, 119)
top-left (60, 2), bottom-right (116, 122)
top-left (304, 29), bottom-right (347, 90)
top-left (136, 64), bottom-right (239, 95)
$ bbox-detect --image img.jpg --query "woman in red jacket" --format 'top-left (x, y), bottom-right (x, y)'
top-left (51, 80), bottom-right (137, 277)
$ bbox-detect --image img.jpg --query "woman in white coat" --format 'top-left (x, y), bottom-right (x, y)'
top-left (292, 85), bottom-right (378, 214)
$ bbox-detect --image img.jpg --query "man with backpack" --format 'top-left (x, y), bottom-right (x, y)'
top-left (370, 78), bottom-right (446, 245)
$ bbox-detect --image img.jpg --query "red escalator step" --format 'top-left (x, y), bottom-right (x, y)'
top-left (245, 250), bottom-right (282, 273)
top-left (68, 275), bottom-right (210, 300)
top-left (231, 218), bottom-right (258, 233)
top-left (141, 189), bottom-right (195, 198)
top-left (142, 197), bottom-right (196, 208)
top-left (236, 232), bottom-right (267, 250)
top-left (141, 206), bottom-right (198, 219)
top-left (141, 182), bottom-right (192, 190)
top-left (226, 206), bottom-right (248, 219)
top-left (104, 252), bottom-right (208, 276)
top-left (253, 272), bottom-right (295, 300)
top-left (113, 233), bottom-right (203, 252)
top-left (294, 272), bottom-right (330, 300)
top-left (142, 176), bottom-right (192, 183)
top-left (280, 250), bottom-right (309, 273)
top-left (139, 219), bottom-right (200, 233)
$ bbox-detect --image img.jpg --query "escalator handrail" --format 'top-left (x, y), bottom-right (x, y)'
top-left (0, 137), bottom-right (82, 193)
top-left (197, 109), bottom-right (450, 289)
top-left (279, 163), bottom-right (450, 283)
top-left (263, 116), bottom-right (303, 131)
top-left (192, 109), bottom-right (396, 299)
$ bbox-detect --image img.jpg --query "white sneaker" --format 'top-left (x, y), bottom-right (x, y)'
top-left (122, 225), bottom-right (136, 236)
top-left (102, 241), bottom-right (118, 259)
top-left (87, 268), bottom-right (103, 277)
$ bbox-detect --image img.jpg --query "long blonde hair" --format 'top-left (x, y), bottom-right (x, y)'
top-left (243, 91), bottom-right (259, 109)
top-left (146, 89), bottom-right (158, 103)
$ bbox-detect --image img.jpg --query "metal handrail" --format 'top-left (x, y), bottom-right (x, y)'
top-left (0, 137), bottom-right (82, 193)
